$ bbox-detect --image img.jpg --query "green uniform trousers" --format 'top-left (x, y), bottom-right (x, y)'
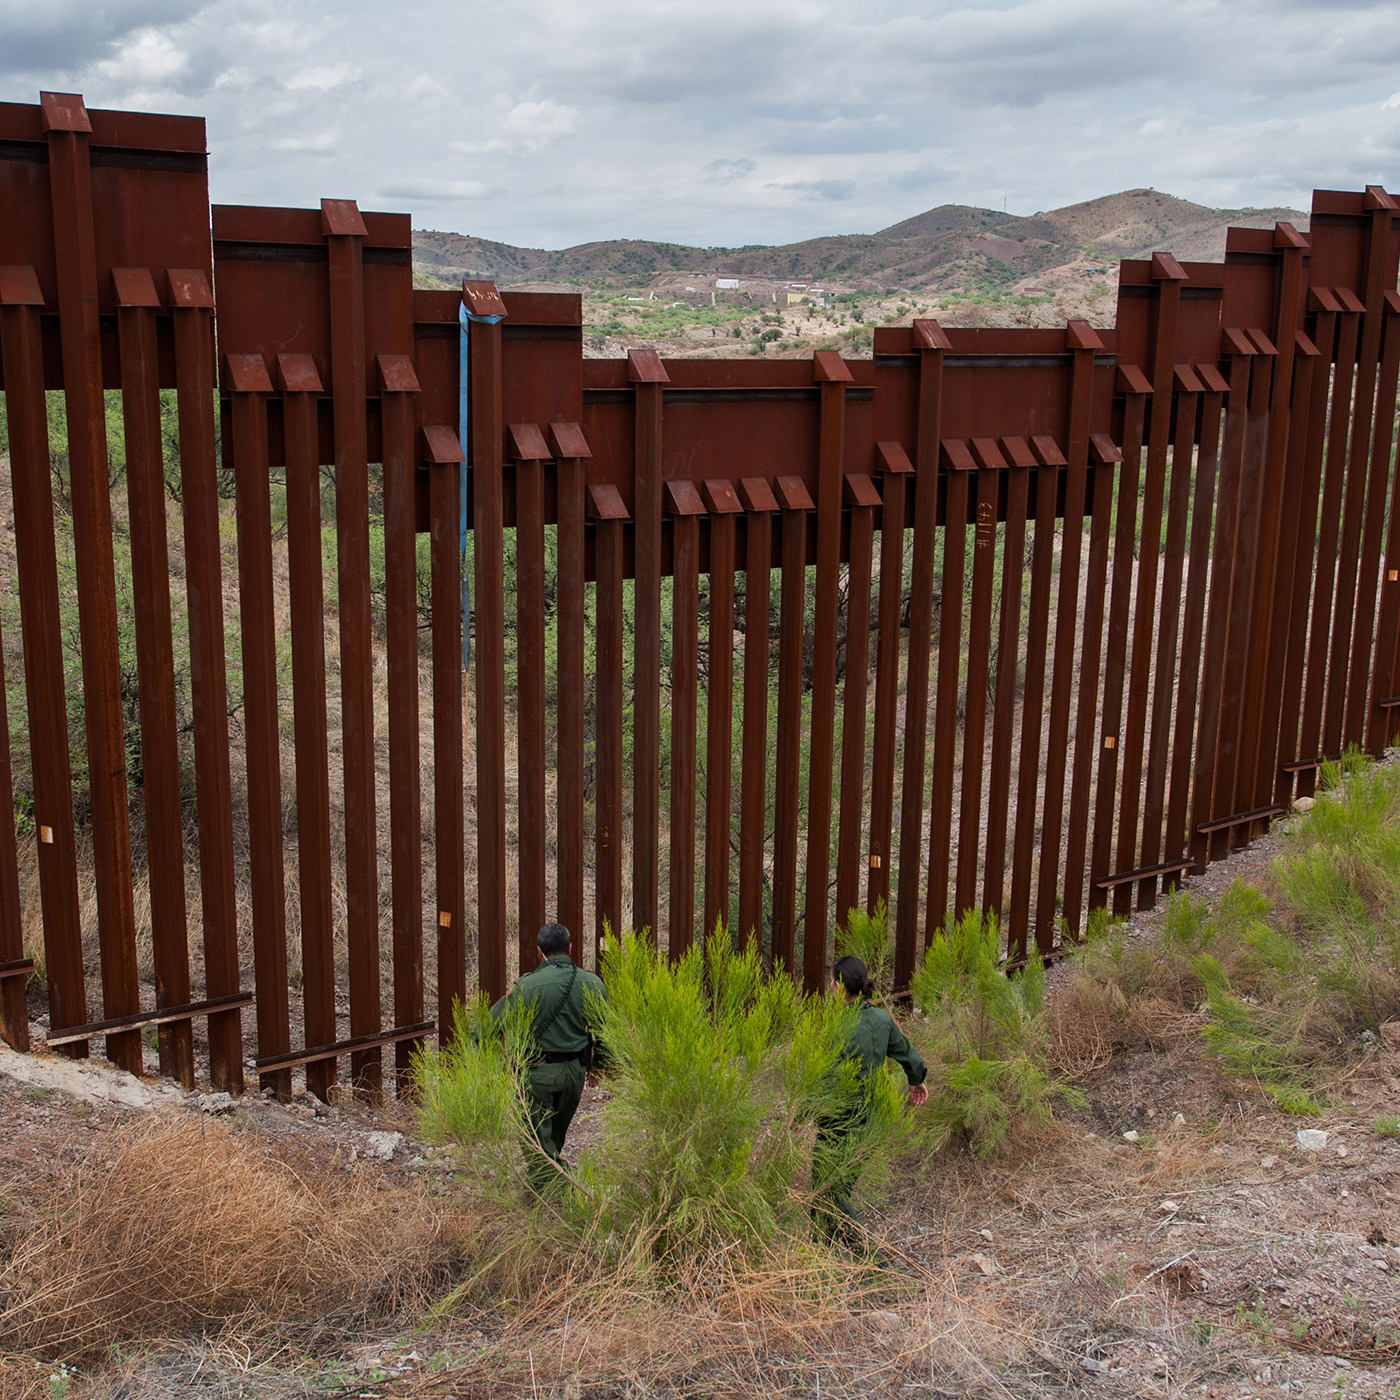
top-left (523, 1057), bottom-right (585, 1193)
top-left (811, 1111), bottom-right (867, 1244)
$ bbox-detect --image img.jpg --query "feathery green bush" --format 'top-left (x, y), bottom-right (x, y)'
top-left (909, 910), bottom-right (1080, 1155)
top-left (834, 900), bottom-right (895, 1001)
top-left (414, 993), bottom-right (537, 1186)
top-left (581, 931), bottom-right (886, 1258)
top-left (417, 928), bottom-right (913, 1268)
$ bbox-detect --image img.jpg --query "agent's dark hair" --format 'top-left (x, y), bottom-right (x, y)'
top-left (832, 955), bottom-right (875, 1000)
top-left (537, 923), bottom-right (571, 957)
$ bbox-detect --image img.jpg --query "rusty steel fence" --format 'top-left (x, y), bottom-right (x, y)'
top-left (0, 90), bottom-right (1398, 1098)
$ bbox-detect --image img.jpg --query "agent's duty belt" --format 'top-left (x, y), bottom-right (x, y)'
top-left (539, 1048), bottom-right (586, 1063)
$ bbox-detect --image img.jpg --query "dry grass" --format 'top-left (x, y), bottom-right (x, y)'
top-left (402, 1241), bottom-right (1051, 1400)
top-left (0, 1119), bottom-right (452, 1361)
top-left (0, 1351), bottom-right (52, 1400)
top-left (1047, 977), bottom-right (1200, 1077)
top-left (388, 1115), bottom-right (1250, 1400)
top-left (0, 1053), bottom-right (1383, 1397)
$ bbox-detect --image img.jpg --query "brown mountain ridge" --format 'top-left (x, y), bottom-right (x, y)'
top-left (411, 187), bottom-right (1308, 296)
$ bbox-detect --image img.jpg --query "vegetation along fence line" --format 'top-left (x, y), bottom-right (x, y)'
top-left (0, 90), bottom-right (1398, 1100)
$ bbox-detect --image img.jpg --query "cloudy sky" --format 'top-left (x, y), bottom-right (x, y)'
top-left (2, 0), bottom-right (1397, 249)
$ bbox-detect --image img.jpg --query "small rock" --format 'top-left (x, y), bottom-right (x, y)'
top-left (1079, 1356), bottom-right (1109, 1374)
top-left (968, 1252), bottom-right (999, 1277)
top-left (866, 1310), bottom-right (900, 1335)
top-left (1292, 795), bottom-right (1315, 813)
top-left (198, 1091), bottom-right (235, 1116)
top-left (1260, 1154), bottom-right (1279, 1169)
top-left (1146, 1107), bottom-right (1157, 1120)
top-left (979, 1228), bottom-right (993, 1241)
top-left (1337, 1144), bottom-right (1349, 1159)
top-left (1158, 1200), bottom-right (1180, 1214)
top-left (1123, 1129), bottom-right (1140, 1143)
top-left (362, 1130), bottom-right (403, 1161)
top-left (1173, 1113), bottom-right (1186, 1126)
top-left (1296, 1129), bottom-right (1329, 1151)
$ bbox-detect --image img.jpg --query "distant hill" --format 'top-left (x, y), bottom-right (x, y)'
top-left (412, 188), bottom-right (1308, 296)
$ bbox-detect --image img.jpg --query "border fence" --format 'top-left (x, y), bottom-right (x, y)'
top-left (1, 91), bottom-right (1398, 1099)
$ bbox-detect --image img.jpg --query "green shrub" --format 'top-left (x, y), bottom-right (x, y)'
top-left (1274, 755), bottom-right (1400, 1022)
top-left (417, 930), bottom-right (912, 1270)
top-left (1054, 882), bottom-right (1293, 1076)
top-left (1190, 755), bottom-right (1400, 1112)
top-left (1053, 756), bottom-right (1400, 1113)
top-left (835, 901), bottom-right (895, 1001)
top-left (579, 932), bottom-right (909, 1261)
top-left (1070, 886), bottom-right (1261, 1003)
top-left (909, 910), bottom-right (1081, 1156)
top-left (1063, 905), bottom-right (1162, 1001)
top-left (415, 993), bottom-right (538, 1189)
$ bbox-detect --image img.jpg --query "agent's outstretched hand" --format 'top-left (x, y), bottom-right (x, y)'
top-left (908, 1083), bottom-right (929, 1107)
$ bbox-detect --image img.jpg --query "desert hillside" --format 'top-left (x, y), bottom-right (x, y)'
top-left (412, 187), bottom-right (1308, 298)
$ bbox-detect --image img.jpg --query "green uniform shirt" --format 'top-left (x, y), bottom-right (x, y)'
top-left (843, 1000), bottom-right (927, 1086)
top-left (490, 954), bottom-right (607, 1056)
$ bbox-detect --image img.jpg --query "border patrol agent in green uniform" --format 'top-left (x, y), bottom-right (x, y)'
top-left (490, 923), bottom-right (606, 1193)
top-left (813, 953), bottom-right (928, 1243)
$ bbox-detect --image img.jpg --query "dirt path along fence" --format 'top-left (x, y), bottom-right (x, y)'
top-left (1, 90), bottom-right (1398, 1100)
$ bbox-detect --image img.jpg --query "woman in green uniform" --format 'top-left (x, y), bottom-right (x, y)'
top-left (812, 954), bottom-right (928, 1243)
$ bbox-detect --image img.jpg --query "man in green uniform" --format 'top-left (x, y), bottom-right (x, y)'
top-left (813, 954), bottom-right (927, 1243)
top-left (490, 923), bottom-right (606, 1194)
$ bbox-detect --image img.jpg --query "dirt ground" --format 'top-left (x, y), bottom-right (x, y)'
top-left (2, 818), bottom-right (1398, 1399)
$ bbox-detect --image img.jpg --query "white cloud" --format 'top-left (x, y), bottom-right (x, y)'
top-left (452, 96), bottom-right (579, 154)
top-left (704, 157), bottom-right (758, 183)
top-left (0, 0), bottom-right (200, 77)
top-left (502, 98), bottom-right (576, 149)
top-left (286, 63), bottom-right (358, 91)
top-left (1, 0), bottom-right (1394, 248)
top-left (270, 129), bottom-right (337, 154)
top-left (405, 73), bottom-right (454, 108)
top-left (379, 177), bottom-right (492, 200)
top-left (767, 178), bottom-right (856, 201)
top-left (888, 161), bottom-right (954, 193)
top-left (92, 27), bottom-right (189, 86)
